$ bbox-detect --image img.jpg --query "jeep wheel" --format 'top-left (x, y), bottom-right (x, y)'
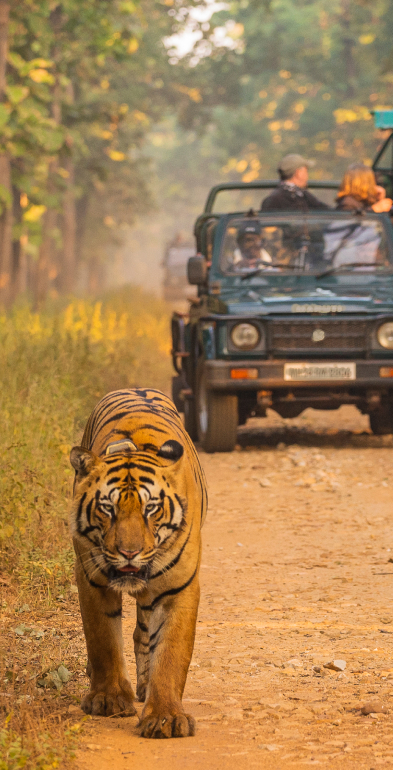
top-left (197, 365), bottom-right (238, 452)
top-left (369, 408), bottom-right (393, 435)
top-left (184, 397), bottom-right (198, 440)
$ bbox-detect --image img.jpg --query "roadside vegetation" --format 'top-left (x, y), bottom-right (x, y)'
top-left (0, 286), bottom-right (171, 768)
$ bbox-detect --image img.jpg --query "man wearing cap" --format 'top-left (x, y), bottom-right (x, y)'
top-left (232, 220), bottom-right (272, 271)
top-left (261, 154), bottom-right (331, 212)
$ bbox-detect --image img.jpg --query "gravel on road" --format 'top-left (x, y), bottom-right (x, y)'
top-left (76, 406), bottom-right (393, 770)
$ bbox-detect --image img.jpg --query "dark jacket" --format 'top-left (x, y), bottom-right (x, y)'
top-left (261, 183), bottom-right (331, 212)
top-left (336, 195), bottom-right (371, 212)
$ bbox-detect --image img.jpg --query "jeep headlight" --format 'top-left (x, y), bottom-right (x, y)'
top-left (378, 322), bottom-right (393, 349)
top-left (230, 322), bottom-right (260, 350)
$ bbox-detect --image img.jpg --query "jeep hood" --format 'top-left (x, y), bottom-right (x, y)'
top-left (216, 280), bottom-right (393, 316)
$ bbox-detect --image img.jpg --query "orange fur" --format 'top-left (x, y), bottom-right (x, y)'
top-left (70, 389), bottom-right (207, 737)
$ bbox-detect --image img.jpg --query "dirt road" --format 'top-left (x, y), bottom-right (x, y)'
top-left (76, 406), bottom-right (393, 769)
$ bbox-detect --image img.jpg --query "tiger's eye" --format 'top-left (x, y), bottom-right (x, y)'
top-left (101, 504), bottom-right (114, 517)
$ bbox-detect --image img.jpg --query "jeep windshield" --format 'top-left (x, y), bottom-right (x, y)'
top-left (219, 213), bottom-right (393, 277)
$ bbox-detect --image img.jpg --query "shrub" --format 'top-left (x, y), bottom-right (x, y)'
top-left (0, 286), bottom-right (172, 601)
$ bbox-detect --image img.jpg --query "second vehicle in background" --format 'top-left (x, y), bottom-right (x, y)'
top-left (162, 232), bottom-right (197, 302)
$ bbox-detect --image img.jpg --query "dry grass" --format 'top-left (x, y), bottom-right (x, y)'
top-left (1, 601), bottom-right (92, 770)
top-left (0, 286), bottom-right (172, 767)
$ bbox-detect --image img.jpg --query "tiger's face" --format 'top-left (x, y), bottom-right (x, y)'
top-left (70, 440), bottom-right (186, 593)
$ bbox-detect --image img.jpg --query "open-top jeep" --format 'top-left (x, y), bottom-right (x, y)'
top-left (171, 179), bottom-right (393, 452)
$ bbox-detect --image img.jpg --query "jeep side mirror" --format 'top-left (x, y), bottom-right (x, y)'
top-left (187, 255), bottom-right (207, 285)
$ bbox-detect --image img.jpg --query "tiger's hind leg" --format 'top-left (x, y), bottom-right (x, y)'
top-left (134, 604), bottom-right (150, 702)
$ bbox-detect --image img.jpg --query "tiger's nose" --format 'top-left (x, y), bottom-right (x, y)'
top-left (118, 547), bottom-right (141, 560)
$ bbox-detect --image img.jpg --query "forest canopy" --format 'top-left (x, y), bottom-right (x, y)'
top-left (0, 0), bottom-right (392, 305)
top-left (151, 0), bottom-right (393, 228)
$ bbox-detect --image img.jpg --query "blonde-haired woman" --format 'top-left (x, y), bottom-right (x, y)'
top-left (336, 163), bottom-right (392, 213)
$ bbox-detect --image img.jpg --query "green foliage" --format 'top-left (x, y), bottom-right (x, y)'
top-left (5, 0), bottom-right (217, 271)
top-left (146, 0), bottom-right (393, 230)
top-left (198, 0), bottom-right (393, 179)
top-left (3, 0), bottom-right (393, 294)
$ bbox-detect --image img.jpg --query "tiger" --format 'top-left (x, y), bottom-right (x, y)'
top-left (69, 388), bottom-right (207, 739)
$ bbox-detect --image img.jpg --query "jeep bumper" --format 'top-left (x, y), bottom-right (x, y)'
top-left (204, 359), bottom-right (393, 390)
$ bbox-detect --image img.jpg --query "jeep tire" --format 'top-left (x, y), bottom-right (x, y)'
top-left (196, 363), bottom-right (238, 452)
top-left (369, 406), bottom-right (393, 435)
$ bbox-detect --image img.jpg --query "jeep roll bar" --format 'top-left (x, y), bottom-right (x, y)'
top-left (204, 180), bottom-right (340, 214)
top-left (372, 109), bottom-right (393, 189)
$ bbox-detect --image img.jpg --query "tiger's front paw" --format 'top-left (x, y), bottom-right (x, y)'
top-left (82, 682), bottom-right (137, 717)
top-left (139, 707), bottom-right (195, 738)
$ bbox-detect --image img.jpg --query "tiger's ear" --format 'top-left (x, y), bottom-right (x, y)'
top-left (157, 440), bottom-right (184, 462)
top-left (70, 446), bottom-right (99, 477)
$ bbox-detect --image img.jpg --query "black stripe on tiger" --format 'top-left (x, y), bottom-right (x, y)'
top-left (70, 388), bottom-right (207, 731)
top-left (137, 619), bottom-right (148, 633)
top-left (139, 559), bottom-right (199, 613)
top-left (149, 620), bottom-right (166, 653)
top-left (150, 524), bottom-right (193, 580)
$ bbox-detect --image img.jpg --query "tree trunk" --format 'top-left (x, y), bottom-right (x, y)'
top-left (57, 77), bottom-right (76, 294)
top-left (75, 193), bottom-right (88, 260)
top-left (33, 206), bottom-right (58, 308)
top-left (75, 192), bottom-right (89, 290)
top-left (14, 237), bottom-right (28, 297)
top-left (60, 157), bottom-right (76, 293)
top-left (10, 185), bottom-right (28, 300)
top-left (34, 67), bottom-right (61, 307)
top-left (0, 155), bottom-right (12, 302)
top-left (0, 1), bottom-right (12, 306)
top-left (88, 257), bottom-right (106, 294)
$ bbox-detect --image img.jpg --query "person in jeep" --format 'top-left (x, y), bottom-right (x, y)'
top-left (336, 163), bottom-right (393, 213)
top-left (232, 220), bottom-right (272, 271)
top-left (261, 153), bottom-right (331, 212)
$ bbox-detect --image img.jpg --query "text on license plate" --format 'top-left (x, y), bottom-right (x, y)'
top-left (284, 362), bottom-right (356, 381)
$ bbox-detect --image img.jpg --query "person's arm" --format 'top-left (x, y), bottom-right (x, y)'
top-left (260, 248), bottom-right (272, 263)
top-left (336, 195), bottom-right (355, 211)
top-left (336, 195), bottom-right (366, 211)
top-left (371, 198), bottom-right (393, 213)
top-left (336, 195), bottom-right (393, 213)
top-left (375, 185), bottom-right (386, 201)
top-left (304, 190), bottom-right (331, 210)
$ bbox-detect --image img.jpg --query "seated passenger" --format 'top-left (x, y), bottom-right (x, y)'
top-left (323, 220), bottom-right (383, 267)
top-left (232, 221), bottom-right (272, 271)
top-left (336, 164), bottom-right (393, 213)
top-left (261, 154), bottom-right (331, 212)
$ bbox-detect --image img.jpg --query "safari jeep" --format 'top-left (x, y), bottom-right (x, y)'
top-left (171, 181), bottom-right (393, 452)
